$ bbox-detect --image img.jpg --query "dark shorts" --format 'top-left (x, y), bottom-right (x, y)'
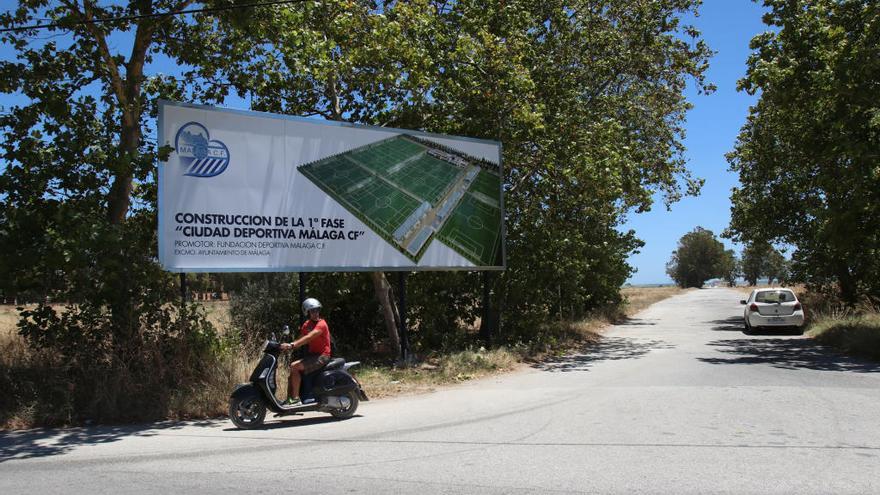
top-left (300, 354), bottom-right (331, 374)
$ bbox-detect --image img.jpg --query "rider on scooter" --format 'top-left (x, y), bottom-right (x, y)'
top-left (280, 297), bottom-right (332, 405)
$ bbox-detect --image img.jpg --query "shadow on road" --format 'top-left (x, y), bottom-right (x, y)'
top-left (534, 336), bottom-right (675, 372)
top-left (616, 318), bottom-right (657, 326)
top-left (221, 414), bottom-right (358, 432)
top-left (710, 316), bottom-right (746, 332)
top-left (699, 338), bottom-right (880, 373)
top-left (0, 420), bottom-right (222, 463)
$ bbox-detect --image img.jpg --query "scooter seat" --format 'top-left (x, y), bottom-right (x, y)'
top-left (324, 357), bottom-right (345, 370)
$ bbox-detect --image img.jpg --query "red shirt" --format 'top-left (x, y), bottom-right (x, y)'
top-left (301, 318), bottom-right (331, 356)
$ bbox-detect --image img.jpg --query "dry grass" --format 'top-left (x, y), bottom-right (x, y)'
top-left (620, 286), bottom-right (688, 315)
top-left (195, 301), bottom-right (233, 335)
top-left (808, 313), bottom-right (880, 361)
top-left (0, 305), bottom-right (21, 335)
top-left (166, 350), bottom-right (254, 419)
top-left (355, 347), bottom-right (521, 399)
top-left (0, 305), bottom-right (29, 368)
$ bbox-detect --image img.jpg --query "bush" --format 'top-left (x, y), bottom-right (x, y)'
top-left (809, 314), bottom-right (880, 362)
top-left (229, 275), bottom-right (298, 344)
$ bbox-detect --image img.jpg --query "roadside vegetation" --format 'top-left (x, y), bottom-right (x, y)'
top-left (0, 286), bottom-right (684, 427)
top-left (800, 292), bottom-right (880, 362)
top-left (808, 314), bottom-right (880, 362)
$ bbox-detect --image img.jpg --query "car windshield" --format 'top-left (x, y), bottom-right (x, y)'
top-left (755, 290), bottom-right (796, 303)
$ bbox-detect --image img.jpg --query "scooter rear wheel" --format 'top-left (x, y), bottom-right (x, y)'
top-left (229, 395), bottom-right (267, 429)
top-left (329, 390), bottom-right (359, 419)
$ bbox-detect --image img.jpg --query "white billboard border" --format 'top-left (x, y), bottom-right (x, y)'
top-left (157, 99), bottom-right (506, 273)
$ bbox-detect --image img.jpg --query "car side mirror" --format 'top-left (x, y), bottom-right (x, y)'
top-left (739, 300), bottom-right (747, 305)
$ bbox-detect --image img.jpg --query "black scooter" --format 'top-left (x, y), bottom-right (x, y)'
top-left (229, 327), bottom-right (369, 429)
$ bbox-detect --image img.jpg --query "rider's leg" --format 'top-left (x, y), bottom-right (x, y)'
top-left (288, 361), bottom-right (304, 399)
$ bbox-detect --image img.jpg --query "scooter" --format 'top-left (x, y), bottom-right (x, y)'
top-left (228, 327), bottom-right (369, 429)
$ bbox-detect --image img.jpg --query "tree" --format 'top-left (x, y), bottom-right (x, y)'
top-left (666, 227), bottom-right (729, 288)
top-left (740, 241), bottom-right (769, 286)
top-left (740, 241), bottom-right (789, 286)
top-left (0, 0), bottom-right (263, 420)
top-left (719, 249), bottom-right (739, 288)
top-left (726, 0), bottom-right (880, 304)
top-left (764, 249), bottom-right (789, 286)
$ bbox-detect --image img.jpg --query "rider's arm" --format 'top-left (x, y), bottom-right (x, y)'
top-left (283, 328), bottom-right (322, 350)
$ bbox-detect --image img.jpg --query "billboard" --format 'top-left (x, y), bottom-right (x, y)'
top-left (158, 100), bottom-right (504, 272)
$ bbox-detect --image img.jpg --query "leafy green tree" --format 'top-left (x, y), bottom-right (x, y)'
top-left (765, 249), bottom-right (789, 286)
top-left (740, 241), bottom-right (790, 286)
top-left (666, 227), bottom-right (729, 288)
top-left (0, 0), bottom-right (259, 421)
top-left (726, 0), bottom-right (880, 304)
top-left (740, 241), bottom-right (769, 286)
top-left (718, 249), bottom-right (739, 287)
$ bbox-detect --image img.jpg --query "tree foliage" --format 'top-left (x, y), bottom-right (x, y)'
top-left (1, 0), bottom-right (713, 420)
top-left (666, 227), bottom-right (730, 288)
top-left (726, 0), bottom-right (880, 304)
top-left (740, 241), bottom-right (789, 286)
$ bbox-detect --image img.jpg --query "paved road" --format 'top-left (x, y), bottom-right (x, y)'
top-left (3, 288), bottom-right (880, 494)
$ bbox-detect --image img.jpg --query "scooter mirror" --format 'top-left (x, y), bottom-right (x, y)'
top-left (282, 325), bottom-right (290, 337)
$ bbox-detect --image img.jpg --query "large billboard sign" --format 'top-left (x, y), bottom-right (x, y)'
top-left (158, 100), bottom-right (504, 272)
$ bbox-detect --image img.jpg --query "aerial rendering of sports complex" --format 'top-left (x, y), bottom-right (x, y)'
top-left (298, 135), bottom-right (503, 267)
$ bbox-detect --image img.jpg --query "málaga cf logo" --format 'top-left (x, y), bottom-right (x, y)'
top-left (174, 122), bottom-right (230, 178)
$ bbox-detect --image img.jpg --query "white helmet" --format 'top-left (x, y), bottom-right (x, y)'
top-left (302, 297), bottom-right (322, 315)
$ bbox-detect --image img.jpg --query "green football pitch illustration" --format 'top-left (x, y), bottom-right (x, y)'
top-left (298, 135), bottom-right (502, 266)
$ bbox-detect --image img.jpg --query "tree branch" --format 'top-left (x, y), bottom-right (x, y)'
top-left (63, 0), bottom-right (128, 107)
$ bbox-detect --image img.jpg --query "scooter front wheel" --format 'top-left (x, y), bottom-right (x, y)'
top-left (229, 395), bottom-right (267, 429)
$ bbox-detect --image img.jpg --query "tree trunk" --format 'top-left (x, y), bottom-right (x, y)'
top-left (370, 272), bottom-right (401, 356)
top-left (323, 74), bottom-right (402, 357)
top-left (107, 114), bottom-right (140, 224)
top-left (837, 262), bottom-right (858, 306)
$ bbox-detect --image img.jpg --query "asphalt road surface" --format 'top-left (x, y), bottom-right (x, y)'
top-left (3, 288), bottom-right (879, 494)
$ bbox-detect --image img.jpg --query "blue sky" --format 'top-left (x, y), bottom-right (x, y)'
top-left (622, 0), bottom-right (770, 285)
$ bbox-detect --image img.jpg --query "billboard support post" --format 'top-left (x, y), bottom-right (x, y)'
top-left (479, 272), bottom-right (492, 345)
top-left (398, 272), bottom-right (410, 362)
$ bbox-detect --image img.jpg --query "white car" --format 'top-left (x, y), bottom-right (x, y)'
top-left (740, 288), bottom-right (805, 334)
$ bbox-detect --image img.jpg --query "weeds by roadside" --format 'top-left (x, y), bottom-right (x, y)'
top-left (808, 314), bottom-right (880, 362)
